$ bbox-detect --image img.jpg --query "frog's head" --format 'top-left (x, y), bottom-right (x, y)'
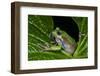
top-left (55, 27), bottom-right (62, 35)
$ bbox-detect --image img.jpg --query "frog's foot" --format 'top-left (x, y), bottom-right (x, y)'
top-left (39, 45), bottom-right (53, 52)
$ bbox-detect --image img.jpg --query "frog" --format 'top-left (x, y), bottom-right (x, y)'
top-left (42, 27), bottom-right (76, 54)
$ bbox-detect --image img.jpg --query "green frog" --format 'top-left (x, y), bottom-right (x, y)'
top-left (43, 27), bottom-right (76, 54)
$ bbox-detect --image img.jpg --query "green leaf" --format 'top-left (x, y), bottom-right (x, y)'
top-left (28, 15), bottom-right (72, 60)
top-left (72, 17), bottom-right (88, 58)
top-left (28, 15), bottom-right (54, 52)
top-left (72, 17), bottom-right (88, 34)
top-left (28, 51), bottom-right (72, 60)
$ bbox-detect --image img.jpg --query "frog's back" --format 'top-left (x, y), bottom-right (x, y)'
top-left (61, 31), bottom-right (76, 54)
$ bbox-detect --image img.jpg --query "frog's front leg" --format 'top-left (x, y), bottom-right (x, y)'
top-left (40, 44), bottom-right (62, 51)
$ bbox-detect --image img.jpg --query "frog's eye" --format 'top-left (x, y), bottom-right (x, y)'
top-left (57, 31), bottom-right (62, 35)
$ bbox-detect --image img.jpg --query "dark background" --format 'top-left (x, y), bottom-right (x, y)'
top-left (52, 16), bottom-right (79, 42)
